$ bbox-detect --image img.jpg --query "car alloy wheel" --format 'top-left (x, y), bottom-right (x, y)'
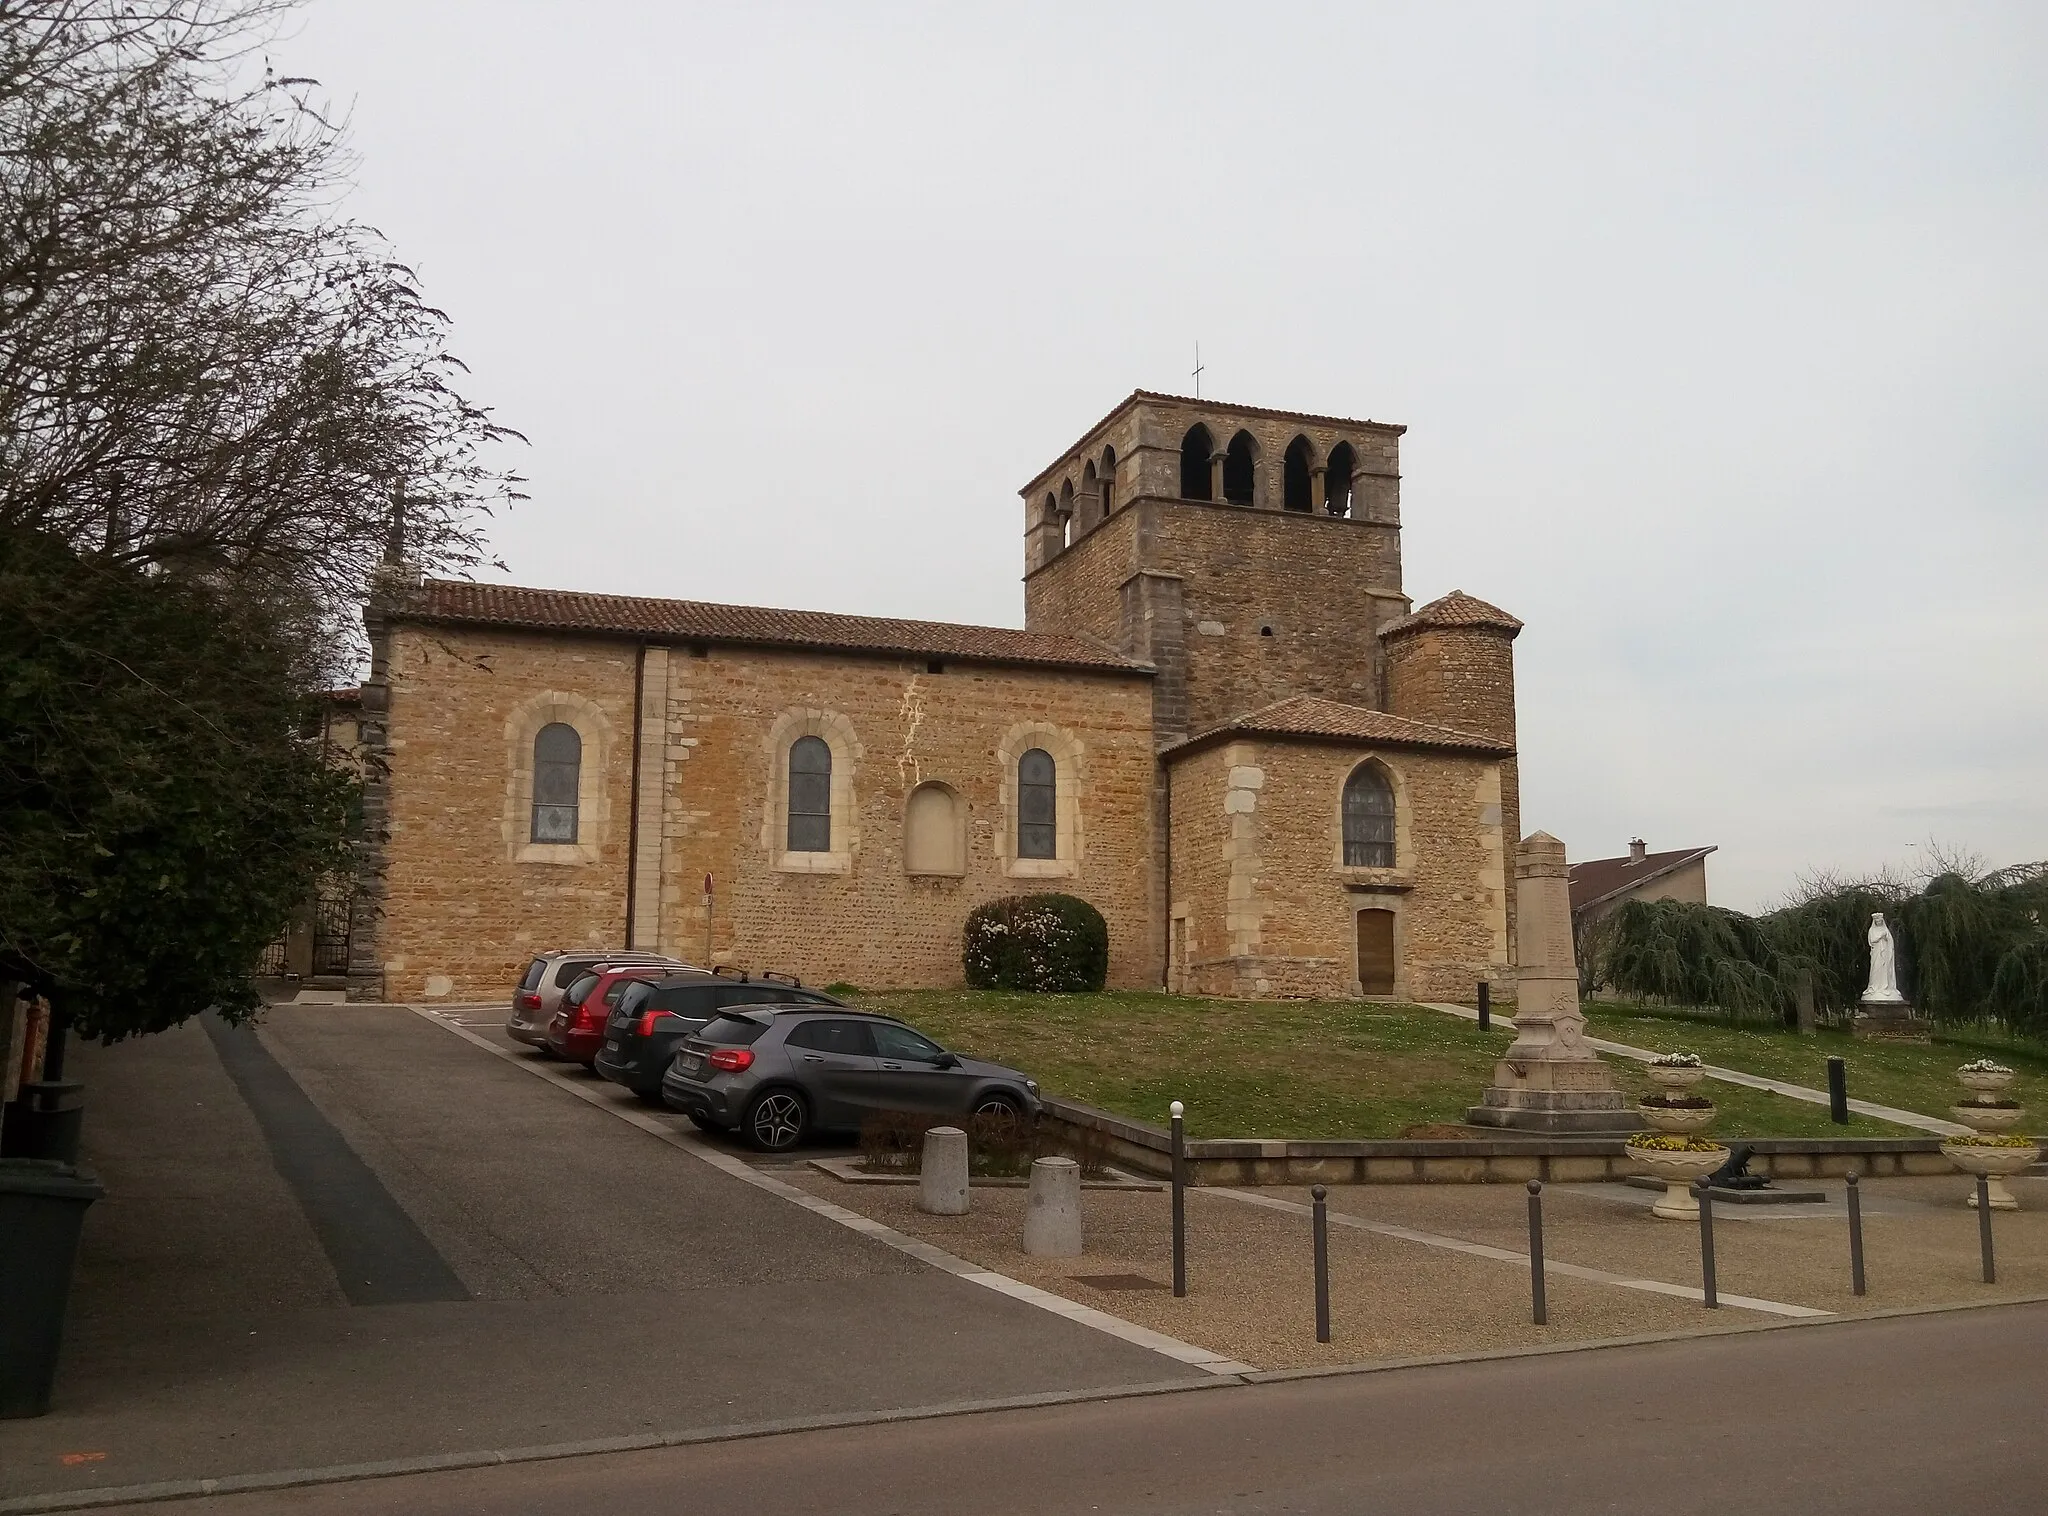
top-left (972, 1094), bottom-right (1023, 1131)
top-left (745, 1090), bottom-right (807, 1152)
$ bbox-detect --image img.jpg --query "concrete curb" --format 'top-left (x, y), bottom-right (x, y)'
top-left (1239, 1290), bottom-right (2048, 1386)
top-left (0, 1379), bottom-right (1233, 1515)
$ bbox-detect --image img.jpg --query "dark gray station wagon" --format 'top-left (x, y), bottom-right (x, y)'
top-left (661, 1008), bottom-right (1042, 1151)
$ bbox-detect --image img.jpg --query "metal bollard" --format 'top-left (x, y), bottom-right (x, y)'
top-left (1170, 1100), bottom-right (1187, 1298)
top-left (1827, 1057), bottom-right (1849, 1125)
top-left (1846, 1171), bottom-right (1866, 1297)
top-left (1311, 1184), bottom-right (1331, 1344)
top-left (1696, 1177), bottom-right (1719, 1308)
top-left (1526, 1180), bottom-right (1548, 1325)
top-left (1978, 1175), bottom-right (1996, 1285)
top-left (1477, 980), bottom-right (1491, 1032)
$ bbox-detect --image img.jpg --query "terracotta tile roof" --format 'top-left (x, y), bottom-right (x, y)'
top-left (1569, 846), bottom-right (1718, 915)
top-left (398, 580), bottom-right (1150, 675)
top-left (1163, 695), bottom-right (1512, 760)
top-left (1378, 590), bottom-right (1522, 641)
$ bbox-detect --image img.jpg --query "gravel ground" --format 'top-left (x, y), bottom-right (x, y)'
top-left (788, 1170), bottom-right (2048, 1371)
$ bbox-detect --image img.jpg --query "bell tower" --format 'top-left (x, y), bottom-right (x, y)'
top-left (1020, 391), bottom-right (1412, 747)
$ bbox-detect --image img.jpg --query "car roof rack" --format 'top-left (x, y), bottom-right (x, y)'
top-left (710, 964), bottom-right (751, 982)
top-left (759, 970), bottom-right (802, 987)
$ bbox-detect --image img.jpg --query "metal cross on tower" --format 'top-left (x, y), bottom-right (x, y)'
top-left (1191, 342), bottom-right (1204, 398)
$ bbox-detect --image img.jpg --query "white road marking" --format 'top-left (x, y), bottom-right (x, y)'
top-left (1208, 1186), bottom-right (1831, 1319)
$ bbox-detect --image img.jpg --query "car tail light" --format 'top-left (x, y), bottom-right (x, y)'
top-left (707, 1047), bottom-right (754, 1073)
top-left (518, 991), bottom-right (542, 1010)
top-left (570, 998), bottom-right (603, 1033)
top-left (635, 1010), bottom-right (673, 1038)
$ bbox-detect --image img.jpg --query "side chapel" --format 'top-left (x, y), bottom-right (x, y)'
top-left (348, 392), bottom-right (1524, 1003)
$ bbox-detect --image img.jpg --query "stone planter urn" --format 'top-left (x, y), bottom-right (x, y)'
top-left (1629, 1056), bottom-right (1726, 1218)
top-left (1646, 1062), bottom-right (1707, 1096)
top-left (1941, 1138), bottom-right (2038, 1211)
top-left (1627, 1139), bottom-right (1730, 1219)
top-left (1946, 1061), bottom-right (2035, 1209)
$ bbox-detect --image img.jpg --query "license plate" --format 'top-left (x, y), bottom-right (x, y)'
top-left (604, 1040), bottom-right (620, 1054)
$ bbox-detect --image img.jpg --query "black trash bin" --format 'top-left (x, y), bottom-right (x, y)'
top-left (0, 1082), bottom-right (85, 1164)
top-left (0, 1158), bottom-right (104, 1418)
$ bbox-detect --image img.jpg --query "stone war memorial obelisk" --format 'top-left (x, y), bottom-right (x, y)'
top-left (1468, 832), bottom-right (1639, 1133)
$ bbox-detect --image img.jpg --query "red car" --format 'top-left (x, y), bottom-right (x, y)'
top-left (544, 965), bottom-right (670, 1065)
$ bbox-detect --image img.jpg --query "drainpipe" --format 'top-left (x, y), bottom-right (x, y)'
top-left (623, 644), bottom-right (647, 946)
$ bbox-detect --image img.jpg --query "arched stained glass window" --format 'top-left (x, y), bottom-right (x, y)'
top-left (1017, 747), bottom-right (1057, 860)
top-left (531, 723), bottom-right (582, 843)
top-left (787, 736), bottom-right (833, 852)
top-left (1342, 763), bottom-right (1395, 868)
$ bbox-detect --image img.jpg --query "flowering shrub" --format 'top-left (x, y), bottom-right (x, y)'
top-left (1649, 1052), bottom-right (1703, 1068)
top-left (1639, 1094), bottom-right (1714, 1109)
top-left (1942, 1133), bottom-right (2037, 1148)
top-left (1624, 1133), bottom-right (1726, 1152)
top-left (962, 893), bottom-right (1109, 993)
top-left (1959, 1059), bottom-right (2014, 1075)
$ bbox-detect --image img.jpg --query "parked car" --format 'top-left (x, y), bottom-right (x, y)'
top-left (594, 970), bottom-right (844, 1102)
top-left (660, 1007), bottom-right (1041, 1151)
top-left (543, 965), bottom-right (674, 1065)
top-left (507, 949), bottom-right (685, 1051)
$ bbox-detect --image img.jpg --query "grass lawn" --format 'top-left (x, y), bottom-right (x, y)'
top-left (1582, 1001), bottom-right (2048, 1127)
top-left (845, 990), bottom-right (1921, 1141)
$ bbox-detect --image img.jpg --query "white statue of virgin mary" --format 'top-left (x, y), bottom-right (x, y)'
top-left (1863, 912), bottom-right (1904, 1005)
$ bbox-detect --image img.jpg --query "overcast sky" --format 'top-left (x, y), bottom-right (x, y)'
top-left (284, 1), bottom-right (2046, 911)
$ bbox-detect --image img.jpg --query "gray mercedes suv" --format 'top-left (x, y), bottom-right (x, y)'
top-left (660, 1007), bottom-right (1041, 1151)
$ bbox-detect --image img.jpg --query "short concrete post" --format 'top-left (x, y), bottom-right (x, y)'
top-left (1023, 1155), bottom-right (1083, 1257)
top-left (918, 1126), bottom-right (969, 1216)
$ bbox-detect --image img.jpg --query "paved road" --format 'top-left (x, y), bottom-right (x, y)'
top-left (0, 1007), bottom-right (1201, 1505)
top-left (88, 1298), bottom-right (2048, 1515)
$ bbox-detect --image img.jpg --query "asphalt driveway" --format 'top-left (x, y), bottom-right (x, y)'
top-left (0, 1006), bottom-right (1206, 1505)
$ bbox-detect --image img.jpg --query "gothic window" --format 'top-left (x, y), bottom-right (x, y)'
top-left (530, 723), bottom-right (582, 843)
top-left (787, 736), bottom-right (833, 852)
top-left (1100, 446), bottom-right (1117, 515)
top-left (1341, 762), bottom-right (1396, 868)
top-left (1223, 430), bottom-right (1257, 505)
top-left (1017, 747), bottom-right (1057, 859)
top-left (1081, 461), bottom-right (1100, 531)
top-left (1324, 441), bottom-right (1355, 518)
top-left (1179, 425), bottom-right (1214, 500)
top-left (1283, 436), bottom-right (1315, 511)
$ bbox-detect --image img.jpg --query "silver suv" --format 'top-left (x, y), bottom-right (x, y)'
top-left (660, 1007), bottom-right (1041, 1151)
top-left (507, 949), bottom-right (688, 1051)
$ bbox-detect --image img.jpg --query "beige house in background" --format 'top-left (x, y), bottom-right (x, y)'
top-left (1568, 839), bottom-right (1717, 932)
top-left (347, 390), bottom-right (1532, 1005)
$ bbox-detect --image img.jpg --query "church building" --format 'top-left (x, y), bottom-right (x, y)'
top-left (348, 392), bottom-right (1524, 1004)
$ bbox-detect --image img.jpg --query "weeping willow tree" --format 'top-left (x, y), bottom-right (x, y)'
top-left (1585, 862), bottom-right (2048, 1035)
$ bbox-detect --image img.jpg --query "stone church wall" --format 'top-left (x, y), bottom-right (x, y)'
top-left (380, 625), bottom-right (640, 1001)
top-left (1168, 737), bottom-right (1511, 1003)
top-left (376, 623), bottom-right (1158, 999)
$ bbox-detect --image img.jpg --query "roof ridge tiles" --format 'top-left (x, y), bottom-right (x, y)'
top-left (399, 579), bottom-right (1150, 675)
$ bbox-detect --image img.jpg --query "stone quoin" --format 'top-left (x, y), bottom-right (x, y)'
top-left (349, 391), bottom-right (1528, 1004)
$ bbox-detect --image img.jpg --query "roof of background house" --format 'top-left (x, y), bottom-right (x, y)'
top-left (1377, 590), bottom-right (1523, 641)
top-left (393, 580), bottom-right (1151, 675)
top-left (1162, 694), bottom-right (1513, 760)
top-left (1569, 845), bottom-right (1719, 916)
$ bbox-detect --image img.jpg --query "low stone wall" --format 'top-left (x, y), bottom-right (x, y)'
top-left (1039, 1097), bottom-right (1950, 1187)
